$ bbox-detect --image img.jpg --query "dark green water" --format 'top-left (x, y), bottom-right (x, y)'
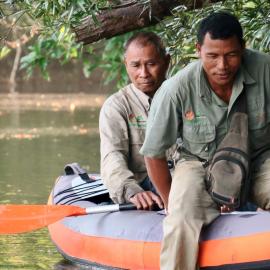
top-left (0, 108), bottom-right (101, 269)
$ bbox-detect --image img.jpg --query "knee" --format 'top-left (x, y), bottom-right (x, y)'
top-left (168, 193), bottom-right (205, 226)
top-left (168, 189), bottom-right (195, 214)
top-left (168, 180), bottom-right (206, 216)
top-left (253, 190), bottom-right (270, 210)
top-left (252, 158), bottom-right (270, 209)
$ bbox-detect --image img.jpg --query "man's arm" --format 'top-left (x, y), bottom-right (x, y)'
top-left (144, 156), bottom-right (172, 209)
top-left (100, 97), bottom-right (163, 209)
top-left (100, 99), bottom-right (141, 202)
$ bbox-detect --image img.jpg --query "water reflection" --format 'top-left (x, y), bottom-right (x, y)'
top-left (0, 108), bottom-right (101, 269)
top-left (0, 229), bottom-right (62, 269)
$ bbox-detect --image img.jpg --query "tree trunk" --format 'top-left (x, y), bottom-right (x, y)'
top-left (9, 42), bottom-right (22, 94)
top-left (74, 0), bottom-right (222, 45)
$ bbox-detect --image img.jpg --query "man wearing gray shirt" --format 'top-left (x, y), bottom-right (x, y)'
top-left (99, 32), bottom-right (170, 210)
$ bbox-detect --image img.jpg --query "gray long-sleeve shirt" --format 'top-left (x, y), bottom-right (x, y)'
top-left (99, 84), bottom-right (151, 203)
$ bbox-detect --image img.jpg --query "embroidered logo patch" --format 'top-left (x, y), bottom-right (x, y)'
top-left (128, 113), bottom-right (135, 120)
top-left (184, 110), bottom-right (195, 120)
top-left (128, 113), bottom-right (146, 128)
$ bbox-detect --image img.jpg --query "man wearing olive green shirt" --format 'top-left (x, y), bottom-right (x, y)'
top-left (141, 12), bottom-right (270, 270)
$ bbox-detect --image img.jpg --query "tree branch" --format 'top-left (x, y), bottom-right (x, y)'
top-left (9, 41), bottom-right (22, 94)
top-left (74, 0), bottom-right (222, 45)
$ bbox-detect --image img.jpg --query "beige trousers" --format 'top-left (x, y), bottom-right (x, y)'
top-left (160, 157), bottom-right (270, 270)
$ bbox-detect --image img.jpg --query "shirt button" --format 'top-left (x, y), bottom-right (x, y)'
top-left (204, 145), bottom-right (209, 152)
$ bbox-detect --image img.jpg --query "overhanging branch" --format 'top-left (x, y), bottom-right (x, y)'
top-left (74, 0), bottom-right (222, 45)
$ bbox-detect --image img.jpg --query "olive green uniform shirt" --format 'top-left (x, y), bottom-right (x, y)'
top-left (141, 49), bottom-right (270, 162)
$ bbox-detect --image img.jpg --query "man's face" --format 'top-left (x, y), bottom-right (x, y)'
top-left (124, 42), bottom-right (169, 97)
top-left (196, 33), bottom-right (244, 90)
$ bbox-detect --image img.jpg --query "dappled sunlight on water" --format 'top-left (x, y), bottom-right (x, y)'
top-left (0, 109), bottom-right (99, 140)
top-left (0, 108), bottom-right (102, 269)
top-left (0, 229), bottom-right (62, 269)
top-left (0, 125), bottom-right (99, 140)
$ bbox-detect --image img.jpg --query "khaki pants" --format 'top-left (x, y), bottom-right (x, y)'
top-left (160, 157), bottom-right (270, 270)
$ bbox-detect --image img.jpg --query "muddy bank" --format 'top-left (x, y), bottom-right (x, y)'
top-left (0, 93), bottom-right (107, 111)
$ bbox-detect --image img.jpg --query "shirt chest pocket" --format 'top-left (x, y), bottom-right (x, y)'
top-left (247, 98), bottom-right (267, 130)
top-left (129, 126), bottom-right (145, 145)
top-left (129, 127), bottom-right (145, 172)
top-left (182, 117), bottom-right (216, 159)
top-left (247, 98), bottom-right (270, 150)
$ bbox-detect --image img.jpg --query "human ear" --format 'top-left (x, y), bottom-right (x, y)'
top-left (195, 43), bottom-right (201, 58)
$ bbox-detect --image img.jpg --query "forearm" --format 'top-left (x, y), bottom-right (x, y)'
top-left (144, 156), bottom-right (171, 208)
top-left (101, 151), bottom-right (144, 203)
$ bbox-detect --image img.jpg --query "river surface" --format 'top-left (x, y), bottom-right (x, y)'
top-left (0, 107), bottom-right (101, 269)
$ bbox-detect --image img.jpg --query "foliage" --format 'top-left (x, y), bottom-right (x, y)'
top-left (0, 0), bottom-right (115, 79)
top-left (19, 26), bottom-right (82, 80)
top-left (161, 0), bottom-right (270, 75)
top-left (0, 0), bottom-right (269, 90)
top-left (90, 0), bottom-right (270, 88)
top-left (82, 34), bottom-right (131, 90)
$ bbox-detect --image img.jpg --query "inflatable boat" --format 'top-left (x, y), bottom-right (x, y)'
top-left (49, 166), bottom-right (270, 270)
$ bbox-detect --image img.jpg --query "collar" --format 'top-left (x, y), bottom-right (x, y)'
top-left (241, 65), bottom-right (256, 86)
top-left (197, 61), bottom-right (212, 103)
top-left (227, 64), bottom-right (256, 113)
top-left (131, 84), bottom-right (152, 111)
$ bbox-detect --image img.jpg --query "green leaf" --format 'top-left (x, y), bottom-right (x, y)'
top-left (20, 51), bottom-right (38, 65)
top-left (69, 47), bottom-right (78, 58)
top-left (243, 1), bottom-right (256, 9)
top-left (38, 57), bottom-right (47, 71)
top-left (58, 0), bottom-right (66, 7)
top-left (58, 25), bottom-right (67, 41)
top-left (67, 5), bottom-right (74, 21)
top-left (77, 0), bottom-right (86, 12)
top-left (0, 46), bottom-right (11, 59)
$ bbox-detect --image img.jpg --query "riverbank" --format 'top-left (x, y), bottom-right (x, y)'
top-left (0, 93), bottom-right (107, 111)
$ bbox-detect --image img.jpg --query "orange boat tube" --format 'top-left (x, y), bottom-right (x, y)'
top-left (49, 174), bottom-right (270, 270)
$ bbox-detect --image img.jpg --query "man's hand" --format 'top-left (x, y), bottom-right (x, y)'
top-left (144, 157), bottom-right (172, 210)
top-left (220, 204), bottom-right (235, 213)
top-left (129, 191), bottom-right (164, 210)
top-left (220, 198), bottom-right (235, 213)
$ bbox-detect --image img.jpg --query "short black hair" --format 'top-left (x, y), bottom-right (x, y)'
top-left (124, 32), bottom-right (167, 59)
top-left (197, 11), bottom-right (244, 46)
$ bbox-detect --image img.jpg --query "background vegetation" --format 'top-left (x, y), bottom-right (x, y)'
top-left (0, 0), bottom-right (269, 91)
